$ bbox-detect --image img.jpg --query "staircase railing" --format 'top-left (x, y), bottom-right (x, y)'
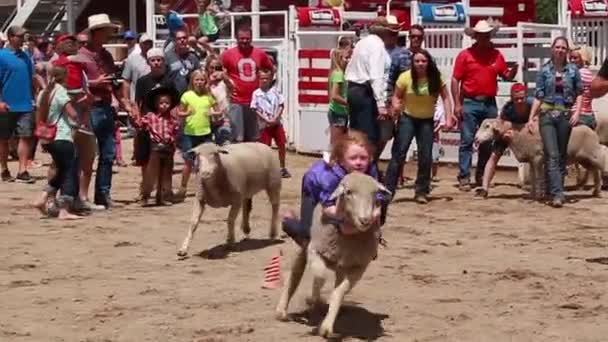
top-left (1, 6), bottom-right (19, 32)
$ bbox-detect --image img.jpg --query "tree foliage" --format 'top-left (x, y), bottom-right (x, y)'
top-left (536, 0), bottom-right (558, 24)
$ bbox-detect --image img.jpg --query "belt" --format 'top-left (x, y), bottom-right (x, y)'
top-left (464, 95), bottom-right (495, 102)
top-left (347, 81), bottom-right (371, 88)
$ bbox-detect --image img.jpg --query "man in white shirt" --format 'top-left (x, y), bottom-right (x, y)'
top-left (345, 16), bottom-right (399, 158)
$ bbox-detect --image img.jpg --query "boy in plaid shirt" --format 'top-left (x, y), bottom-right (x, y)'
top-left (251, 68), bottom-right (291, 178)
top-left (131, 86), bottom-right (179, 206)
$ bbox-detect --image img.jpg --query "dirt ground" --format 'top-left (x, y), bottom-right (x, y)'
top-left (1, 143), bottom-right (608, 342)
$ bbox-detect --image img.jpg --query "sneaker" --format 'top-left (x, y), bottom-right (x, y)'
top-left (74, 199), bottom-right (106, 212)
top-left (1, 169), bottom-right (14, 182)
top-left (281, 168), bottom-right (291, 178)
top-left (15, 171), bottom-right (35, 184)
top-left (550, 197), bottom-right (564, 208)
top-left (414, 193), bottom-right (429, 204)
top-left (474, 188), bottom-right (489, 199)
top-left (458, 179), bottom-right (471, 192)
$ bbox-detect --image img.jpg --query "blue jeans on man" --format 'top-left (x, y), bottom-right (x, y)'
top-left (458, 97), bottom-right (498, 185)
top-left (90, 103), bottom-right (116, 207)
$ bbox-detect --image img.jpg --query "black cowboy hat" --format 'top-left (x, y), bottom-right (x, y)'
top-left (146, 85), bottom-right (179, 112)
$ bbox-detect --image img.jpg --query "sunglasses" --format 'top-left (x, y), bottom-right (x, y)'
top-left (410, 34), bottom-right (423, 39)
top-left (211, 65), bottom-right (223, 71)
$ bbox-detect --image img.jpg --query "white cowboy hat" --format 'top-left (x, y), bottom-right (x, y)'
top-left (369, 15), bottom-right (401, 33)
top-left (464, 20), bottom-right (499, 37)
top-left (85, 14), bottom-right (119, 32)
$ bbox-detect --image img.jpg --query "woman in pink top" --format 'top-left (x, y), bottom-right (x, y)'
top-left (570, 46), bottom-right (595, 129)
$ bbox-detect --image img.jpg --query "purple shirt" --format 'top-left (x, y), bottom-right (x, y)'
top-left (302, 160), bottom-right (382, 207)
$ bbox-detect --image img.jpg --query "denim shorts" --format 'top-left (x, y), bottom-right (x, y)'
top-left (0, 112), bottom-right (34, 139)
top-left (181, 133), bottom-right (213, 161)
top-left (327, 110), bottom-right (348, 128)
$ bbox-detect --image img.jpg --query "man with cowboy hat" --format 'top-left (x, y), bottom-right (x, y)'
top-left (77, 13), bottom-right (121, 209)
top-left (451, 19), bottom-right (518, 191)
top-left (345, 16), bottom-right (399, 159)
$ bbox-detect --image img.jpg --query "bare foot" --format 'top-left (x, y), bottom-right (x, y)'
top-left (58, 212), bottom-right (83, 220)
top-left (31, 200), bottom-right (47, 216)
top-left (281, 209), bottom-right (297, 220)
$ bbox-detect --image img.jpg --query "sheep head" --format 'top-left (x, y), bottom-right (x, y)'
top-left (329, 172), bottom-right (391, 232)
top-left (189, 143), bottom-right (229, 179)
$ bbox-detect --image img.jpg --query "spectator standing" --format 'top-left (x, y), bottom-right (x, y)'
top-left (123, 30), bottom-right (139, 56)
top-left (221, 26), bottom-right (274, 142)
top-left (569, 46), bottom-right (595, 129)
top-left (121, 33), bottom-right (153, 111)
top-left (165, 29), bottom-right (202, 96)
top-left (344, 17), bottom-right (397, 158)
top-left (77, 14), bottom-right (120, 209)
top-left (159, 2), bottom-right (186, 53)
top-left (0, 26), bottom-right (36, 183)
top-left (251, 68), bottom-right (291, 178)
top-left (205, 55), bottom-right (233, 145)
top-left (451, 20), bottom-right (517, 191)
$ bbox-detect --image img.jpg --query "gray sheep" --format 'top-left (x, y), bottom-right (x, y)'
top-left (475, 119), bottom-right (608, 199)
top-left (177, 142), bottom-right (282, 257)
top-left (275, 172), bottom-right (390, 338)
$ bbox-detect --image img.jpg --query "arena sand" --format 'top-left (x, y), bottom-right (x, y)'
top-left (1, 144), bottom-right (607, 342)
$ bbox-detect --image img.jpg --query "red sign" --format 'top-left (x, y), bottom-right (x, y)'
top-left (297, 7), bottom-right (342, 27)
top-left (570, 0), bottom-right (608, 17)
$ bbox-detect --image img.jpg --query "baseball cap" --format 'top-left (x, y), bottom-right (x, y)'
top-left (139, 33), bottom-right (152, 44)
top-left (123, 30), bottom-right (136, 40)
top-left (147, 48), bottom-right (164, 60)
top-left (7, 26), bottom-right (26, 37)
top-left (56, 34), bottom-right (76, 44)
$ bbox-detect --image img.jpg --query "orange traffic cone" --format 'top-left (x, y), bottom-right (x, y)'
top-left (262, 249), bottom-right (282, 289)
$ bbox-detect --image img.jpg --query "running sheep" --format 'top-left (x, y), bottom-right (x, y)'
top-left (177, 142), bottom-right (282, 257)
top-left (275, 172), bottom-right (390, 338)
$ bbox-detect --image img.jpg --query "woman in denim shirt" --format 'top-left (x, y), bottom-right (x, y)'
top-left (527, 37), bottom-right (583, 207)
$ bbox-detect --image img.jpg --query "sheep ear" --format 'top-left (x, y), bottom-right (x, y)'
top-left (329, 183), bottom-right (345, 201)
top-left (374, 180), bottom-right (392, 197)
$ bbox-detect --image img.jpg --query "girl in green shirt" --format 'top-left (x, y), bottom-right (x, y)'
top-left (327, 45), bottom-right (352, 146)
top-left (196, 0), bottom-right (220, 46)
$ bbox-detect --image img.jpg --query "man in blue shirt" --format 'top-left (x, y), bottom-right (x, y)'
top-left (0, 26), bottom-right (35, 183)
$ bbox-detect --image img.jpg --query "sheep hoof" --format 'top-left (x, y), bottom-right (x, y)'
top-left (275, 309), bottom-right (289, 322)
top-left (318, 322), bottom-right (335, 339)
top-left (305, 296), bottom-right (325, 310)
top-left (177, 249), bottom-right (188, 257)
top-left (593, 190), bottom-right (602, 198)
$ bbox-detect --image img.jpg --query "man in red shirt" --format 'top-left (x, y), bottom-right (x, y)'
top-left (451, 20), bottom-right (517, 191)
top-left (221, 26), bottom-right (274, 142)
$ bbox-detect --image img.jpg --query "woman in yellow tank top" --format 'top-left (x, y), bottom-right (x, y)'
top-left (383, 49), bottom-right (454, 205)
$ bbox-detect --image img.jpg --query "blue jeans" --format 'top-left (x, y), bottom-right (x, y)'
top-left (347, 82), bottom-right (380, 146)
top-left (458, 97), bottom-right (498, 182)
top-left (385, 114), bottom-right (434, 196)
top-left (539, 109), bottom-right (571, 200)
top-left (90, 103), bottom-right (116, 205)
top-left (45, 140), bottom-right (75, 206)
top-left (282, 192), bottom-right (317, 240)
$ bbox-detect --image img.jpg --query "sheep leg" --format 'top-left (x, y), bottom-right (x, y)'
top-left (307, 251), bottom-right (327, 309)
top-left (592, 168), bottom-right (602, 197)
top-left (227, 201), bottom-right (242, 245)
top-left (267, 188), bottom-right (280, 240)
top-left (318, 268), bottom-right (365, 339)
top-left (529, 163), bottom-right (537, 200)
top-left (275, 248), bottom-right (307, 321)
top-left (177, 199), bottom-right (206, 257)
top-left (240, 198), bottom-right (252, 239)
top-left (576, 163), bottom-right (589, 189)
top-left (334, 271), bottom-right (345, 289)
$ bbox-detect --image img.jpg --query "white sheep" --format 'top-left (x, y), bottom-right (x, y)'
top-left (275, 172), bottom-right (390, 338)
top-left (475, 119), bottom-right (608, 199)
top-left (177, 142), bottom-right (282, 257)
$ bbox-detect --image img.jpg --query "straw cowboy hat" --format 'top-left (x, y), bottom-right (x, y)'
top-left (464, 19), bottom-right (499, 37)
top-left (85, 14), bottom-right (119, 32)
top-left (369, 15), bottom-right (401, 33)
